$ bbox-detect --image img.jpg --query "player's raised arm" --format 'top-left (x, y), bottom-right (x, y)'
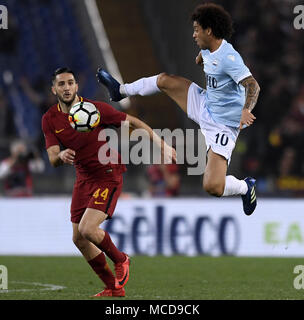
top-left (124, 114), bottom-right (177, 164)
top-left (239, 75), bottom-right (260, 129)
top-left (46, 145), bottom-right (75, 167)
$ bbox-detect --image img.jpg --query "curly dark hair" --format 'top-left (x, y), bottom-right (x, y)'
top-left (191, 3), bottom-right (234, 39)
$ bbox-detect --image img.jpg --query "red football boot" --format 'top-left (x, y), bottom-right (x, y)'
top-left (93, 287), bottom-right (125, 297)
top-left (114, 253), bottom-right (130, 289)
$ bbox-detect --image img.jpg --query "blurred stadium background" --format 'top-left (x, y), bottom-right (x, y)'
top-left (0, 0), bottom-right (304, 299)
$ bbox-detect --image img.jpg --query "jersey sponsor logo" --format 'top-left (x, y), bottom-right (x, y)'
top-left (55, 129), bottom-right (65, 134)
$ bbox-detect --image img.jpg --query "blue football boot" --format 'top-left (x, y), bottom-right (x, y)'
top-left (96, 68), bottom-right (123, 102)
top-left (241, 177), bottom-right (257, 216)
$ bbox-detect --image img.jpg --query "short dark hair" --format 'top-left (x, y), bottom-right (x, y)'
top-left (191, 3), bottom-right (233, 39)
top-left (52, 67), bottom-right (76, 84)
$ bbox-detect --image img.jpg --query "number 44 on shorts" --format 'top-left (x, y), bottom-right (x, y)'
top-left (93, 188), bottom-right (109, 200)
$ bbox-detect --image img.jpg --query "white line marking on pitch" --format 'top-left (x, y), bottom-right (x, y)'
top-left (0, 281), bottom-right (66, 293)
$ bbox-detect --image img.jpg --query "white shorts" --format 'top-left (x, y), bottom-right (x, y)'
top-left (187, 82), bottom-right (239, 164)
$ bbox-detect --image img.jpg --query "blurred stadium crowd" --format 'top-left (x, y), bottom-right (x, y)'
top-left (0, 0), bottom-right (303, 197)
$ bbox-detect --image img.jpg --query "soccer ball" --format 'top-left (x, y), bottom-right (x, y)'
top-left (69, 101), bottom-right (100, 132)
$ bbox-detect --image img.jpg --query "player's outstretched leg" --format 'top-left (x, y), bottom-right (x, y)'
top-left (96, 68), bottom-right (192, 115)
top-left (97, 67), bottom-right (161, 102)
top-left (241, 177), bottom-right (257, 216)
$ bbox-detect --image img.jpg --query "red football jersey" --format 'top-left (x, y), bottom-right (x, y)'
top-left (41, 97), bottom-right (127, 181)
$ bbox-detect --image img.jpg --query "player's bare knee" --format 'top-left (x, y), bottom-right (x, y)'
top-left (78, 222), bottom-right (94, 241)
top-left (73, 236), bottom-right (87, 250)
top-left (157, 72), bottom-right (171, 91)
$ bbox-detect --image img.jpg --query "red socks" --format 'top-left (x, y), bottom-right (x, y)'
top-left (88, 232), bottom-right (125, 290)
top-left (88, 252), bottom-right (115, 289)
top-left (98, 231), bottom-right (125, 264)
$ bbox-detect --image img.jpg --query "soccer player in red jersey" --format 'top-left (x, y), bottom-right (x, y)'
top-left (42, 68), bottom-right (176, 297)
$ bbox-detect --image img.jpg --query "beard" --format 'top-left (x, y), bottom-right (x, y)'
top-left (57, 92), bottom-right (77, 106)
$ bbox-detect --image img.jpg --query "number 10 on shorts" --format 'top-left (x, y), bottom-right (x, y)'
top-left (215, 133), bottom-right (229, 146)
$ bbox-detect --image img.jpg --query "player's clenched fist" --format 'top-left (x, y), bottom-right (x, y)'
top-left (240, 109), bottom-right (256, 130)
top-left (59, 148), bottom-right (76, 165)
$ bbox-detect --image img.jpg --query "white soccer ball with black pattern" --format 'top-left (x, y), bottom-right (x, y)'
top-left (69, 101), bottom-right (100, 132)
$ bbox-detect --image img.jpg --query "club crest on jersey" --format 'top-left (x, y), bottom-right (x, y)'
top-left (227, 55), bottom-right (235, 61)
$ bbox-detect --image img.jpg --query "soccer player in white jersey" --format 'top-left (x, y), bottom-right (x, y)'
top-left (96, 3), bottom-right (260, 215)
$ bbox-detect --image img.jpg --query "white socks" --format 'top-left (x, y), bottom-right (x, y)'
top-left (222, 175), bottom-right (248, 197)
top-left (120, 75), bottom-right (160, 97)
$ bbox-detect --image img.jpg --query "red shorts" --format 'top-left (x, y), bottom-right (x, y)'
top-left (70, 175), bottom-right (123, 223)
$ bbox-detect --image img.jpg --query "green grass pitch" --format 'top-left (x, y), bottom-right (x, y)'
top-left (0, 255), bottom-right (303, 300)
